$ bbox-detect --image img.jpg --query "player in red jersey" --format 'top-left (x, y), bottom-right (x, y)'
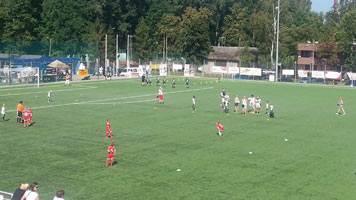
top-left (105, 120), bottom-right (113, 139)
top-left (28, 107), bottom-right (33, 126)
top-left (106, 143), bottom-right (116, 167)
top-left (23, 108), bottom-right (29, 127)
top-left (216, 121), bottom-right (224, 136)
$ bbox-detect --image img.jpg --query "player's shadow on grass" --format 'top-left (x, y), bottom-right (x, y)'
top-left (2, 119), bottom-right (10, 122)
top-left (29, 122), bottom-right (36, 127)
top-left (112, 161), bottom-right (118, 166)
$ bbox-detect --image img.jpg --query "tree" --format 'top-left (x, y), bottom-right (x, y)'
top-left (239, 46), bottom-right (255, 67)
top-left (336, 8), bottom-right (356, 71)
top-left (134, 18), bottom-right (155, 63)
top-left (221, 3), bottom-right (249, 47)
top-left (178, 7), bottom-right (213, 65)
top-left (2, 0), bottom-right (39, 41)
top-left (157, 14), bottom-right (181, 56)
top-left (0, 0), bottom-right (6, 40)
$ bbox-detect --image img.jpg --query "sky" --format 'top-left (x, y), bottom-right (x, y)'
top-left (311, 0), bottom-right (334, 13)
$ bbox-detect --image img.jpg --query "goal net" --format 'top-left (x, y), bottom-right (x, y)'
top-left (0, 67), bottom-right (40, 87)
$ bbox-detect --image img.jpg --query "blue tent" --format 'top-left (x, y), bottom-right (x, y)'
top-left (10, 57), bottom-right (80, 70)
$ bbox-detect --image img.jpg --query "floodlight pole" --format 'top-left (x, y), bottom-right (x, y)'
top-left (105, 34), bottom-right (108, 75)
top-left (116, 34), bottom-right (119, 76)
top-left (127, 34), bottom-right (130, 69)
top-left (275, 0), bottom-right (280, 82)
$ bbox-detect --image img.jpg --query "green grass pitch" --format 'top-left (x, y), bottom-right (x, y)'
top-left (1, 78), bottom-right (356, 200)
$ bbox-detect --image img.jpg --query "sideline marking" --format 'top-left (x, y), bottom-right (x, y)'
top-left (6, 87), bottom-right (213, 112)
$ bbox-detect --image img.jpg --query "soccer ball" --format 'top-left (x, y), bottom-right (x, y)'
top-left (249, 152), bottom-right (253, 155)
top-left (176, 168), bottom-right (181, 172)
top-left (284, 138), bottom-right (288, 142)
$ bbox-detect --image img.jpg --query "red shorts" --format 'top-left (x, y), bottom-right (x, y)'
top-left (106, 129), bottom-right (112, 133)
top-left (107, 154), bottom-right (115, 159)
top-left (158, 95), bottom-right (163, 100)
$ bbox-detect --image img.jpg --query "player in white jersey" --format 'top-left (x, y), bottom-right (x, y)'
top-left (234, 95), bottom-right (240, 113)
top-left (220, 89), bottom-right (226, 109)
top-left (192, 96), bottom-right (196, 111)
top-left (265, 101), bottom-right (269, 115)
top-left (1, 104), bottom-right (5, 121)
top-left (255, 97), bottom-right (261, 114)
top-left (269, 102), bottom-right (274, 118)
top-left (224, 93), bottom-right (230, 113)
top-left (48, 90), bottom-right (52, 103)
top-left (241, 96), bottom-right (247, 116)
top-left (336, 97), bottom-right (345, 115)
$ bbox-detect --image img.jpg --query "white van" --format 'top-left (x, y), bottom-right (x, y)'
top-left (119, 68), bottom-right (139, 78)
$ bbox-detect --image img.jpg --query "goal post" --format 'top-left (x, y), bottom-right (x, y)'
top-left (0, 67), bottom-right (40, 88)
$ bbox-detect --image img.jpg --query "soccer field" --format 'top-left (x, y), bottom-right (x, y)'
top-left (1, 78), bottom-right (356, 200)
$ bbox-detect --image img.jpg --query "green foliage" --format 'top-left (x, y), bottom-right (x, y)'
top-left (40, 0), bottom-right (89, 42)
top-left (179, 7), bottom-right (213, 65)
top-left (239, 46), bottom-right (255, 67)
top-left (0, 0), bottom-right (5, 40)
top-left (221, 3), bottom-right (249, 47)
top-left (134, 18), bottom-right (155, 63)
top-left (2, 0), bottom-right (39, 41)
top-left (156, 14), bottom-right (181, 55)
top-left (336, 8), bottom-right (356, 71)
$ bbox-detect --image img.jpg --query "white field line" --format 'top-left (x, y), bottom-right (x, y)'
top-left (84, 98), bottom-right (156, 105)
top-left (0, 84), bottom-right (66, 91)
top-left (6, 87), bottom-right (213, 112)
top-left (0, 86), bottom-right (97, 97)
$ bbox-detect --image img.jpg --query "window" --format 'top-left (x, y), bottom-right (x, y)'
top-left (215, 60), bottom-right (227, 66)
top-left (304, 65), bottom-right (310, 70)
top-left (301, 51), bottom-right (311, 58)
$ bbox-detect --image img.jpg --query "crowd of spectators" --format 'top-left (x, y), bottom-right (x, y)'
top-left (10, 182), bottom-right (64, 200)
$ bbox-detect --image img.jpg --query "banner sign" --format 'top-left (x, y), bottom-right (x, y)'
top-left (173, 64), bottom-right (183, 71)
top-left (298, 70), bottom-right (308, 78)
top-left (240, 67), bottom-right (262, 76)
top-left (312, 71), bottom-right (325, 79)
top-left (282, 69), bottom-right (294, 76)
top-left (347, 72), bottom-right (356, 80)
top-left (159, 64), bottom-right (167, 76)
top-left (228, 67), bottom-right (239, 74)
top-left (150, 64), bottom-right (160, 70)
top-left (325, 71), bottom-right (341, 80)
top-left (212, 66), bottom-right (227, 73)
top-left (78, 69), bottom-right (88, 77)
top-left (43, 68), bottom-right (57, 76)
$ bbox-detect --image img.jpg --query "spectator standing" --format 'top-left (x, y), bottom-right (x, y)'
top-left (11, 183), bottom-right (29, 200)
top-left (21, 182), bottom-right (40, 200)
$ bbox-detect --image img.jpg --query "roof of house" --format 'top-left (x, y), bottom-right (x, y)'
top-left (208, 46), bottom-right (258, 61)
top-left (0, 53), bottom-right (43, 60)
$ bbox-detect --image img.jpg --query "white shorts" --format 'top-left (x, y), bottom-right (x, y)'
top-left (65, 80), bottom-right (70, 84)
